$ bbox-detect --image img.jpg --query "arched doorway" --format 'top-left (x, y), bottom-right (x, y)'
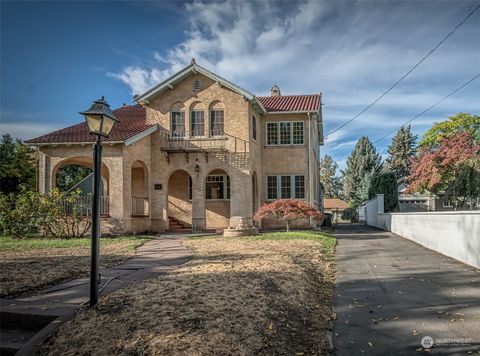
top-left (131, 161), bottom-right (149, 216)
top-left (205, 169), bottom-right (230, 229)
top-left (167, 170), bottom-right (192, 230)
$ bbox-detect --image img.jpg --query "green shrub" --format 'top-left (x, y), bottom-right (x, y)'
top-left (341, 207), bottom-right (358, 222)
top-left (0, 189), bottom-right (91, 239)
top-left (368, 172), bottom-right (399, 212)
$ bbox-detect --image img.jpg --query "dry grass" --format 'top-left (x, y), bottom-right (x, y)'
top-left (0, 237), bottom-right (150, 298)
top-left (42, 232), bottom-right (336, 355)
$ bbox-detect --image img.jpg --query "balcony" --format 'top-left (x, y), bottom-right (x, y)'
top-left (159, 130), bottom-right (249, 164)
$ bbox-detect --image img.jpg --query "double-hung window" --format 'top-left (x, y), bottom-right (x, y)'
top-left (171, 111), bottom-right (185, 137)
top-left (266, 175), bottom-right (305, 200)
top-left (190, 110), bottom-right (205, 137)
top-left (266, 121), bottom-right (304, 145)
top-left (206, 175), bottom-right (230, 200)
top-left (210, 110), bottom-right (224, 136)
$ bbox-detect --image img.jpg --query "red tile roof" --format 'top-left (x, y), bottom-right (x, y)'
top-left (25, 105), bottom-right (154, 144)
top-left (257, 94), bottom-right (320, 112)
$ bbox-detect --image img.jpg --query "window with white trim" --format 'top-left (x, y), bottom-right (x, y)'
top-left (206, 175), bottom-right (230, 200)
top-left (171, 111), bottom-right (185, 137)
top-left (210, 110), bottom-right (224, 136)
top-left (267, 122), bottom-right (278, 145)
top-left (190, 110), bottom-right (205, 137)
top-left (267, 175), bottom-right (305, 200)
top-left (266, 121), bottom-right (304, 146)
top-left (443, 198), bottom-right (453, 208)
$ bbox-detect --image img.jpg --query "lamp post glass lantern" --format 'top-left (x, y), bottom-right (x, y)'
top-left (80, 96), bottom-right (118, 307)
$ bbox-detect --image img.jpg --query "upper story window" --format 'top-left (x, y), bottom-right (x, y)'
top-left (191, 111), bottom-right (205, 137)
top-left (210, 110), bottom-right (224, 136)
top-left (252, 115), bottom-right (257, 141)
top-left (267, 175), bottom-right (305, 200)
top-left (206, 175), bottom-right (230, 200)
top-left (193, 79), bottom-right (201, 92)
top-left (171, 111), bottom-right (185, 137)
top-left (266, 121), bottom-right (304, 146)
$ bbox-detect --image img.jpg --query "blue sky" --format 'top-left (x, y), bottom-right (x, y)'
top-left (1, 0), bottom-right (479, 170)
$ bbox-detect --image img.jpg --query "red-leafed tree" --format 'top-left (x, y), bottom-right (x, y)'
top-left (407, 131), bottom-right (480, 208)
top-left (254, 199), bottom-right (325, 232)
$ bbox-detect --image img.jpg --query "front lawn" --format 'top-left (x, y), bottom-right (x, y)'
top-left (0, 236), bottom-right (152, 298)
top-left (41, 231), bottom-right (336, 355)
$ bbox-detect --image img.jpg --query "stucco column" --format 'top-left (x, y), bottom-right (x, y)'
top-left (377, 194), bottom-right (385, 214)
top-left (229, 172), bottom-right (253, 227)
top-left (37, 152), bottom-right (50, 194)
top-left (192, 173), bottom-right (206, 230)
top-left (106, 157), bottom-right (124, 222)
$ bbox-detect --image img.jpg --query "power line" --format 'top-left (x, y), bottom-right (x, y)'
top-left (326, 2), bottom-right (480, 138)
top-left (374, 73), bottom-right (480, 144)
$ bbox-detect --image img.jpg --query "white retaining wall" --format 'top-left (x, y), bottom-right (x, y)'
top-left (365, 195), bottom-right (480, 269)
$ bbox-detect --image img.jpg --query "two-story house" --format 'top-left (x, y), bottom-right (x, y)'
top-left (26, 60), bottom-right (324, 233)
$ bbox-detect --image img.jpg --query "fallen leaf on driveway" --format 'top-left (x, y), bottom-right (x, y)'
top-left (393, 316), bottom-right (399, 320)
top-left (368, 342), bottom-right (373, 347)
top-left (412, 330), bottom-right (420, 335)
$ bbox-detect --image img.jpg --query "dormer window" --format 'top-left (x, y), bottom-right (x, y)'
top-left (193, 79), bottom-right (201, 92)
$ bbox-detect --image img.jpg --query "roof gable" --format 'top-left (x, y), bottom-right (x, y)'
top-left (135, 62), bottom-right (266, 114)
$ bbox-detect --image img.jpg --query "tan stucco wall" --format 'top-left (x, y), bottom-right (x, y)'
top-left (34, 74), bottom-right (322, 234)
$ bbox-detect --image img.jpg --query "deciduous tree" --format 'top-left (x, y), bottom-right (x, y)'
top-left (407, 131), bottom-right (480, 209)
top-left (254, 199), bottom-right (324, 232)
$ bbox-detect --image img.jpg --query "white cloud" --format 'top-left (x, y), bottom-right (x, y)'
top-left (108, 0), bottom-right (480, 165)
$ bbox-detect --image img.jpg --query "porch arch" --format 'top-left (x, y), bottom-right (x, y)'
top-left (167, 169), bottom-right (192, 230)
top-left (205, 168), bottom-right (231, 229)
top-left (131, 160), bottom-right (149, 217)
top-left (52, 156), bottom-right (110, 195)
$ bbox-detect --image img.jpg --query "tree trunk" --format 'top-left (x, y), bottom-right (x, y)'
top-left (286, 220), bottom-right (290, 232)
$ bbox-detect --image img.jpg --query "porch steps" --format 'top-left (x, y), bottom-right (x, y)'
top-left (168, 217), bottom-right (189, 231)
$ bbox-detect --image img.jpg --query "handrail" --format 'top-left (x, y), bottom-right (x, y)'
top-left (159, 129), bottom-right (248, 154)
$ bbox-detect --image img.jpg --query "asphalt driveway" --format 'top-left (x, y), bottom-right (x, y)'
top-left (333, 224), bottom-right (480, 355)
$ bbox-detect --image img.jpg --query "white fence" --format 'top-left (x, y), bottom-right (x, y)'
top-left (363, 194), bottom-right (480, 269)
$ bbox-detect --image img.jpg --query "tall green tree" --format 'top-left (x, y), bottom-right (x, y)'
top-left (319, 154), bottom-right (342, 198)
top-left (0, 134), bottom-right (36, 194)
top-left (386, 125), bottom-right (418, 179)
top-left (419, 112), bottom-right (480, 149)
top-left (56, 164), bottom-right (92, 192)
top-left (342, 136), bottom-right (383, 206)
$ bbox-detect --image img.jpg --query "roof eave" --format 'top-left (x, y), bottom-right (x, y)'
top-left (266, 109), bottom-right (319, 114)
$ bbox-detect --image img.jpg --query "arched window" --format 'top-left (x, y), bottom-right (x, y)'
top-left (171, 102), bottom-right (185, 137)
top-left (209, 101), bottom-right (225, 137)
top-left (190, 102), bottom-right (205, 137)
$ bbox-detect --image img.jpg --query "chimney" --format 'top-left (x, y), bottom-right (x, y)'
top-left (271, 84), bottom-right (281, 96)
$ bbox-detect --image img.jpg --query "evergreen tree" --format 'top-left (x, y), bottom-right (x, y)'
top-left (386, 125), bottom-right (417, 179)
top-left (0, 134), bottom-right (36, 194)
top-left (342, 136), bottom-right (383, 206)
top-left (319, 154), bottom-right (342, 198)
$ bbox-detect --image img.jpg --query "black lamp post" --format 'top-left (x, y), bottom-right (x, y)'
top-left (80, 97), bottom-right (118, 307)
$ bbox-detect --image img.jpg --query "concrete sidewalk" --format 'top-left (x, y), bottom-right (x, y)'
top-left (0, 236), bottom-right (191, 355)
top-left (333, 225), bottom-right (480, 355)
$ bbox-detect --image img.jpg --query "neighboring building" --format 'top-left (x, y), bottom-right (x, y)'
top-left (397, 177), bottom-right (455, 212)
top-left (323, 198), bottom-right (349, 223)
top-left (26, 61), bottom-right (324, 233)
